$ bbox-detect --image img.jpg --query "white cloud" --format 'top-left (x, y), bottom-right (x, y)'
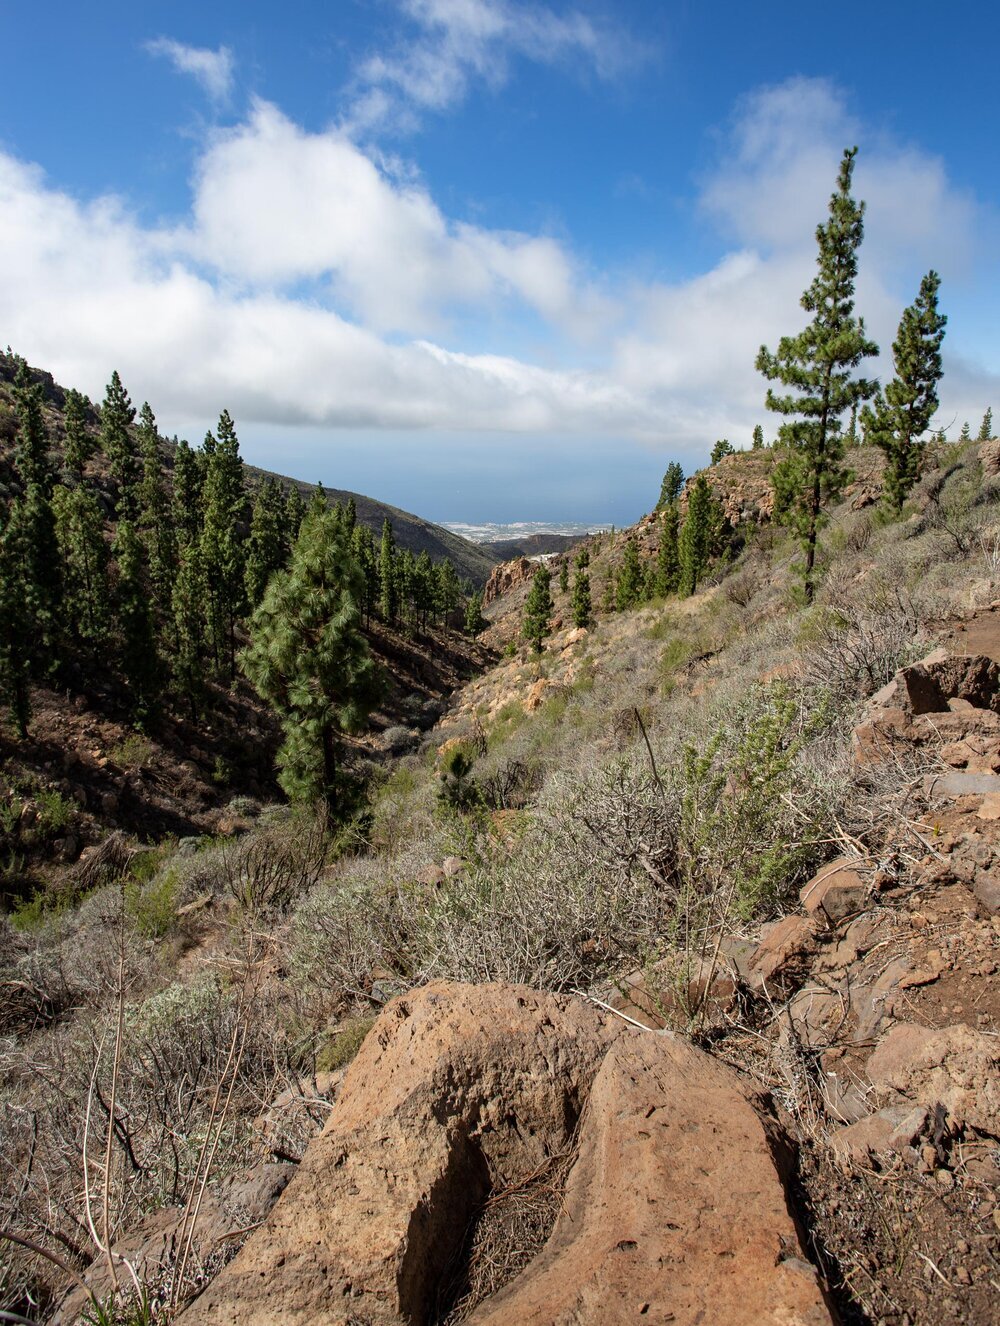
top-left (178, 100), bottom-right (614, 337)
top-left (0, 149), bottom-right (643, 438)
top-left (0, 76), bottom-right (995, 476)
top-left (145, 37), bottom-right (235, 102)
top-left (342, 0), bottom-right (644, 134)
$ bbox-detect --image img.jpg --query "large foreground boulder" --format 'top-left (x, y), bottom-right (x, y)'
top-left (181, 981), bottom-right (832, 1326)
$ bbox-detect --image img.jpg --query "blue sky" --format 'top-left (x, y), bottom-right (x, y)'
top-left (1, 1), bottom-right (998, 523)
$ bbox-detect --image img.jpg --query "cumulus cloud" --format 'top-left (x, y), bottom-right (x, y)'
top-left (0, 149), bottom-right (643, 438)
top-left (145, 37), bottom-right (235, 102)
top-left (342, 0), bottom-right (644, 134)
top-left (0, 75), bottom-right (995, 468)
top-left (177, 99), bottom-right (616, 337)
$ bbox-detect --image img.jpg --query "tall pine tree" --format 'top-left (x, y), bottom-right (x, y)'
top-left (245, 477), bottom-right (290, 607)
top-left (63, 388), bottom-right (94, 480)
top-left (378, 518), bottom-right (397, 622)
top-left (678, 475), bottom-right (716, 597)
top-left (241, 506), bottom-right (382, 818)
top-left (656, 462), bottom-right (684, 511)
top-left (616, 536), bottom-right (644, 610)
top-left (572, 564), bottom-right (592, 628)
top-left (199, 410), bottom-right (248, 677)
top-left (100, 371), bottom-right (139, 519)
top-left (523, 565), bottom-right (553, 653)
top-left (756, 147), bottom-right (878, 601)
top-left (52, 484), bottom-right (110, 654)
top-left (654, 502), bottom-right (680, 596)
top-left (113, 518), bottom-right (161, 722)
top-left (0, 508), bottom-right (34, 736)
top-left (136, 401), bottom-right (178, 615)
top-left (862, 271), bottom-right (947, 512)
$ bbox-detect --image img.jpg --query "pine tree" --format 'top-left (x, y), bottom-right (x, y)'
top-left (960, 421), bottom-right (972, 442)
top-left (9, 367), bottom-right (63, 674)
top-left (571, 566), bottom-right (592, 629)
top-left (654, 502), bottom-right (680, 596)
top-left (616, 536), bottom-right (644, 610)
top-left (13, 358), bottom-right (55, 495)
top-left (199, 410), bottom-right (248, 676)
top-left (52, 483), bottom-right (110, 652)
top-left (113, 518), bottom-right (160, 722)
top-left (245, 478), bottom-right (290, 607)
top-left (756, 147), bottom-right (879, 602)
top-left (309, 481), bottom-right (328, 518)
top-left (345, 496), bottom-right (357, 532)
top-left (523, 565), bottom-right (553, 653)
top-left (752, 425), bottom-right (764, 450)
top-left (464, 590), bottom-right (486, 635)
top-left (846, 403), bottom-right (858, 447)
top-left (862, 271), bottom-right (947, 513)
top-left (285, 485), bottom-right (307, 542)
top-left (172, 439), bottom-right (204, 546)
top-left (396, 548), bottom-right (415, 625)
top-left (412, 550), bottom-right (434, 629)
top-left (171, 541), bottom-right (209, 720)
top-left (240, 506), bottom-right (382, 818)
top-left (435, 558), bottom-right (461, 627)
top-left (0, 508), bottom-right (33, 736)
top-left (711, 439), bottom-right (734, 464)
top-left (559, 558), bottom-right (569, 595)
top-left (979, 407), bottom-right (994, 442)
top-left (136, 402), bottom-right (177, 613)
top-left (656, 461), bottom-right (684, 511)
top-left (678, 475), bottom-right (716, 597)
top-left (100, 371), bottom-right (139, 519)
top-left (378, 518), bottom-right (396, 622)
top-left (353, 523), bottom-right (379, 626)
top-left (63, 388), bottom-right (94, 480)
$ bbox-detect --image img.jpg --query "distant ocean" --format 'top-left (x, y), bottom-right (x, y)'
top-left (441, 520), bottom-right (611, 544)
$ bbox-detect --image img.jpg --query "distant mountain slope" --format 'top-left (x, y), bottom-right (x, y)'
top-left (482, 532), bottom-right (585, 559)
top-left (0, 354), bottom-right (500, 586)
top-left (248, 466), bottom-right (500, 586)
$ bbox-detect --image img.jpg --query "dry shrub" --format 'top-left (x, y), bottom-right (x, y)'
top-left (0, 922), bottom-right (295, 1312)
top-left (74, 831), bottom-right (136, 892)
top-left (801, 578), bottom-right (922, 706)
top-left (437, 1147), bottom-right (577, 1324)
top-left (220, 814), bottom-right (327, 917)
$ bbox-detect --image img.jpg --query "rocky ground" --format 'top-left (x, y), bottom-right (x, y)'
top-left (45, 619), bottom-right (1000, 1326)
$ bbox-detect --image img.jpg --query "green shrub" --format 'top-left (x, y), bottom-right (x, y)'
top-left (316, 1015), bottom-right (376, 1073)
top-left (35, 788), bottom-right (73, 835)
top-left (109, 733), bottom-right (154, 769)
top-left (125, 869), bottom-right (179, 939)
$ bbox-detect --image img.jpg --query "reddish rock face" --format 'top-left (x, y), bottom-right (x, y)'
top-left (180, 982), bottom-right (832, 1326)
top-left (482, 556), bottom-right (536, 607)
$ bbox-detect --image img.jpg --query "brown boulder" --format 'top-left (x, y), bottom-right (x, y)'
top-left (800, 858), bottom-right (868, 924)
top-left (867, 1021), bottom-right (1000, 1135)
top-left (747, 913), bottom-right (819, 991)
top-left (181, 982), bottom-right (832, 1326)
top-left (472, 1033), bottom-right (831, 1326)
top-left (180, 982), bottom-right (616, 1326)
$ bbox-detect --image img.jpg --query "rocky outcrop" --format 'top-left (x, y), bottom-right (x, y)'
top-left (481, 556), bottom-right (536, 607)
top-left (181, 982), bottom-right (832, 1326)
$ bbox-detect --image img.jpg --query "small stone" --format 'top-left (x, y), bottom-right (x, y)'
top-left (955, 1265), bottom-right (971, 1285)
top-left (935, 1168), bottom-right (954, 1189)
